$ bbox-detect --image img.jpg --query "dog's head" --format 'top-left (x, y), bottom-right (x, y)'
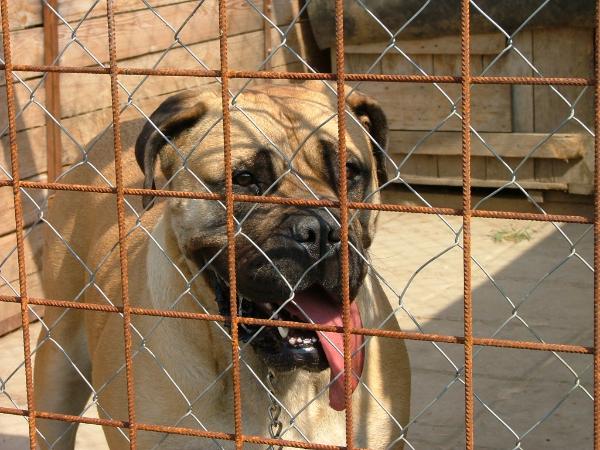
top-left (135, 83), bottom-right (388, 410)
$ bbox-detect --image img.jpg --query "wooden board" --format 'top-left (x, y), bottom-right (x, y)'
top-left (388, 130), bottom-right (591, 160)
top-left (0, 227), bottom-right (44, 297)
top-left (0, 224), bottom-right (42, 336)
top-left (534, 159), bottom-right (555, 184)
top-left (431, 53), bottom-right (483, 77)
top-left (7, 1), bottom-right (260, 67)
top-left (0, 303), bottom-right (44, 337)
top-left (5, 0), bottom-right (185, 31)
top-left (396, 174), bottom-right (568, 191)
top-left (0, 175), bottom-right (47, 237)
top-left (485, 156), bottom-right (534, 182)
top-left (434, 54), bottom-right (511, 132)
top-left (265, 20), bottom-right (321, 73)
top-left (398, 154), bottom-right (438, 179)
top-left (346, 52), bottom-right (511, 132)
top-left (345, 53), bottom-right (383, 74)
top-left (0, 304), bottom-right (43, 337)
top-left (436, 155), bottom-right (486, 181)
top-left (538, 154), bottom-right (595, 196)
top-left (481, 31), bottom-right (534, 132)
top-left (7, 0), bottom-right (299, 31)
top-left (344, 29), bottom-right (596, 135)
top-left (358, 80), bottom-right (510, 132)
top-left (344, 33), bottom-right (506, 56)
top-left (534, 158), bottom-right (585, 189)
top-left (0, 269), bottom-right (44, 337)
top-left (2, 0), bottom-right (298, 85)
top-left (2, 14), bottom-right (313, 131)
top-left (382, 53), bottom-right (433, 75)
top-left (1, 28), bottom-right (277, 133)
top-left (390, 129), bottom-right (592, 194)
top-left (0, 93), bottom-right (191, 182)
top-left (339, 50), bottom-right (433, 75)
top-left (0, 31), bottom-right (296, 180)
top-left (532, 28), bottom-right (594, 133)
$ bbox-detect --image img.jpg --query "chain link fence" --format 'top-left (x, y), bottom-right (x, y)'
top-left (0, 0), bottom-right (598, 449)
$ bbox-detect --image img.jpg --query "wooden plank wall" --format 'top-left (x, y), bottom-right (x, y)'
top-left (0, 0), bottom-right (316, 335)
top-left (343, 28), bottom-right (595, 195)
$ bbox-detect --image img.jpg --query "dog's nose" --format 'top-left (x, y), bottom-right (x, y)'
top-left (292, 215), bottom-right (338, 259)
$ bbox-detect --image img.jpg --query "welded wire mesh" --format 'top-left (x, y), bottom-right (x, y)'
top-left (0, 0), bottom-right (598, 449)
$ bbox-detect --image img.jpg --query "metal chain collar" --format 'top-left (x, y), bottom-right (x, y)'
top-left (266, 369), bottom-right (283, 450)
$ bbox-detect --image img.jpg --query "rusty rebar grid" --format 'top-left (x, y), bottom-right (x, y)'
top-left (0, 0), bottom-right (597, 449)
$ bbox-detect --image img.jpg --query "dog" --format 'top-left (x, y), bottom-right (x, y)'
top-left (33, 82), bottom-right (411, 449)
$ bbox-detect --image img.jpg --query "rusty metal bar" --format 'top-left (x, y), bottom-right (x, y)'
top-left (0, 405), bottom-right (359, 450)
top-left (0, 178), bottom-right (595, 224)
top-left (0, 179), bottom-right (594, 224)
top-left (42, 0), bottom-right (62, 182)
top-left (0, 0), bottom-right (37, 447)
top-left (460, 0), bottom-right (475, 448)
top-left (217, 0), bottom-right (244, 448)
top-left (594, 0), bottom-right (600, 448)
top-left (0, 293), bottom-right (593, 355)
top-left (2, 63), bottom-right (596, 85)
top-left (105, 0), bottom-right (138, 447)
top-left (333, 0), bottom-right (356, 447)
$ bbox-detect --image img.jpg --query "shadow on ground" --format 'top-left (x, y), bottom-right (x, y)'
top-left (372, 213), bottom-right (593, 449)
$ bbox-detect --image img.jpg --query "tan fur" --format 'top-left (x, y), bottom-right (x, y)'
top-left (34, 83), bottom-right (411, 449)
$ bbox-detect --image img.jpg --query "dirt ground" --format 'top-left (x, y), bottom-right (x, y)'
top-left (0, 212), bottom-right (593, 449)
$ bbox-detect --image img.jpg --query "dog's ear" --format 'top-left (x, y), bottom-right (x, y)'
top-left (135, 92), bottom-right (208, 209)
top-left (346, 91), bottom-right (389, 186)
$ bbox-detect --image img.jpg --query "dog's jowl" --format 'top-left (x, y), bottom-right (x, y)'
top-left (34, 83), bottom-right (411, 449)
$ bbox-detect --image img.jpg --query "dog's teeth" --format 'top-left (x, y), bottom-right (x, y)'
top-left (278, 327), bottom-right (289, 338)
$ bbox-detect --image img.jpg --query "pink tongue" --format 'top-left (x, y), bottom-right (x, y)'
top-left (293, 291), bottom-right (365, 411)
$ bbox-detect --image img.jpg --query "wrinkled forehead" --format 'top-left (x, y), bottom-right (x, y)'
top-left (195, 90), bottom-right (371, 162)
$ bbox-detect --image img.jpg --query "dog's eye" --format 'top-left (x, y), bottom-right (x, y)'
top-left (233, 171), bottom-right (256, 187)
top-left (346, 162), bottom-right (361, 181)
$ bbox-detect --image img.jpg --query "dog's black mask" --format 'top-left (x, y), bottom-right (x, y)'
top-left (202, 207), bottom-right (368, 373)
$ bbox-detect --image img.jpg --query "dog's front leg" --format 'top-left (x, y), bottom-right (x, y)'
top-left (34, 306), bottom-right (92, 450)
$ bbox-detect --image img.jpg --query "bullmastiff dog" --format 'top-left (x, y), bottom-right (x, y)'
top-left (33, 82), bottom-right (411, 449)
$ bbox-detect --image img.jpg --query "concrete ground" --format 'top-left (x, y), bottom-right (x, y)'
top-left (0, 212), bottom-right (593, 449)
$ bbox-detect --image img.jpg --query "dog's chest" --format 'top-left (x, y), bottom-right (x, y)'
top-left (243, 369), bottom-right (347, 445)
